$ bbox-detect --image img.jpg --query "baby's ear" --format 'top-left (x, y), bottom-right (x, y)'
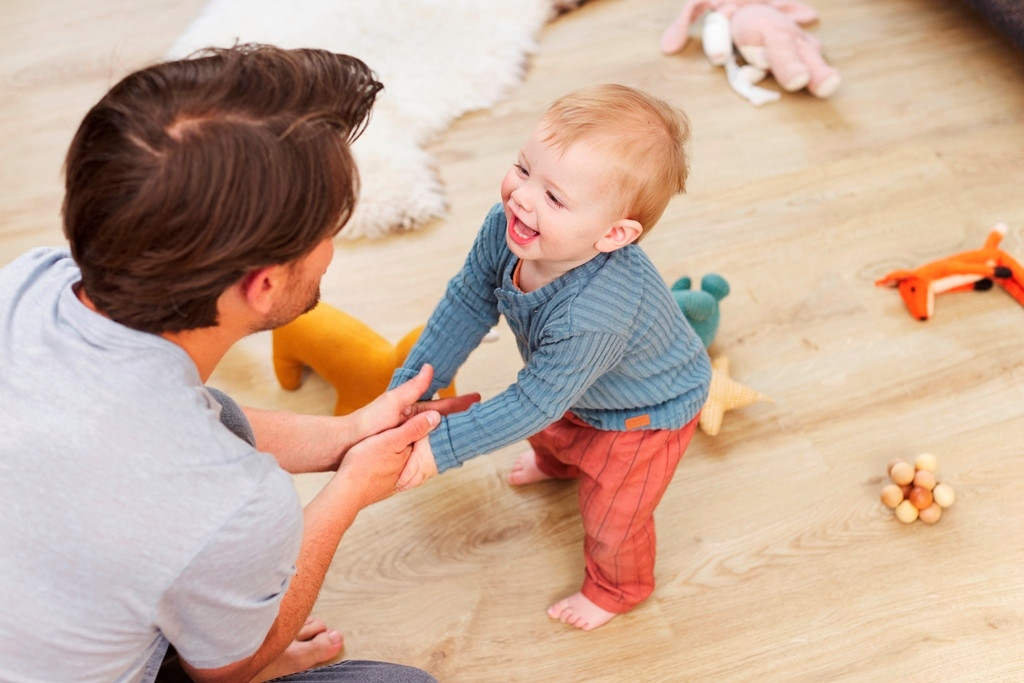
top-left (596, 218), bottom-right (643, 252)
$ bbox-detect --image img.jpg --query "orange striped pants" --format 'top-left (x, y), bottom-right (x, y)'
top-left (528, 411), bottom-right (699, 613)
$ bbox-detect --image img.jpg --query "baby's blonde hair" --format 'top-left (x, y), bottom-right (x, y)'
top-left (540, 84), bottom-right (690, 240)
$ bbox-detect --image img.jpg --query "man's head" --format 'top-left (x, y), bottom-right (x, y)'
top-left (62, 44), bottom-right (383, 334)
top-left (533, 83), bottom-right (690, 240)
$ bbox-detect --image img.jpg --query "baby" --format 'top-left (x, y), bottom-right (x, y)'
top-left (389, 84), bottom-right (711, 631)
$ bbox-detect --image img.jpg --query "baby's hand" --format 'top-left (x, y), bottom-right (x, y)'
top-left (396, 434), bottom-right (439, 491)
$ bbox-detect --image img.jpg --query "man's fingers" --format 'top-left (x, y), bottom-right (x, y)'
top-left (386, 409), bottom-right (440, 448)
top-left (394, 364), bottom-right (433, 409)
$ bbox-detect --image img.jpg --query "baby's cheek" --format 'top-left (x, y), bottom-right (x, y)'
top-left (499, 171), bottom-right (518, 204)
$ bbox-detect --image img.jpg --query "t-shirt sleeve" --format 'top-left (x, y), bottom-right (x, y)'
top-left (155, 468), bottom-right (302, 670)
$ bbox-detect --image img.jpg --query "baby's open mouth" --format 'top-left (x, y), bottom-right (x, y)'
top-left (508, 215), bottom-right (539, 245)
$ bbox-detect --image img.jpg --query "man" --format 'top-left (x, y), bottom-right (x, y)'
top-left (0, 44), bottom-right (475, 682)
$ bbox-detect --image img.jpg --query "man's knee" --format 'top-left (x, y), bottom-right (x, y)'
top-left (205, 386), bottom-right (256, 447)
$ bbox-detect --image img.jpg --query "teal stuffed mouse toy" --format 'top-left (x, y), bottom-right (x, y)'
top-left (671, 273), bottom-right (730, 348)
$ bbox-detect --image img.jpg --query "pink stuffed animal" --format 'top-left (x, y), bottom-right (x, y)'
top-left (661, 0), bottom-right (841, 99)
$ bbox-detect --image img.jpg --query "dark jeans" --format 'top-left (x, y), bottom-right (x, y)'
top-left (159, 649), bottom-right (436, 683)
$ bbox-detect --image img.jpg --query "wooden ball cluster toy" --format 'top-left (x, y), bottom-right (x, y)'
top-left (880, 453), bottom-right (956, 524)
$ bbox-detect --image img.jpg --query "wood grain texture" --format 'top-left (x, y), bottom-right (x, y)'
top-left (3, 0), bottom-right (1023, 680)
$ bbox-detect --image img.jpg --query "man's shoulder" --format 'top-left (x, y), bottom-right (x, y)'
top-left (0, 247), bottom-right (74, 297)
top-left (1, 246), bottom-right (72, 275)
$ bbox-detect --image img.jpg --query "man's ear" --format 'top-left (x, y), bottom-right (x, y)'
top-left (595, 218), bottom-right (643, 253)
top-left (239, 265), bottom-right (284, 315)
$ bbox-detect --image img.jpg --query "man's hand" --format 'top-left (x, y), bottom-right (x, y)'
top-left (338, 407), bottom-right (441, 508)
top-left (354, 364), bottom-right (480, 442)
top-left (244, 365), bottom-right (478, 475)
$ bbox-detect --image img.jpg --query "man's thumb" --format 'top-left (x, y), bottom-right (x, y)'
top-left (395, 409), bottom-right (440, 443)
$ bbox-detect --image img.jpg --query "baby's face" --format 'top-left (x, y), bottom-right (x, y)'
top-left (500, 124), bottom-right (629, 276)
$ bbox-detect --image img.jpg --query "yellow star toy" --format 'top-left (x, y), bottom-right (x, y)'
top-left (699, 355), bottom-right (772, 436)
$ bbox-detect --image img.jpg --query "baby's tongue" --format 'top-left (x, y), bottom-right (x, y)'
top-left (516, 218), bottom-right (538, 238)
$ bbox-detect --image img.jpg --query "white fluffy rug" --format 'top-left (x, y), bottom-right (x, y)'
top-left (168, 0), bottom-right (575, 239)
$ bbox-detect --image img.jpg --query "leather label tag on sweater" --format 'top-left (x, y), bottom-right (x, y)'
top-left (624, 414), bottom-right (651, 430)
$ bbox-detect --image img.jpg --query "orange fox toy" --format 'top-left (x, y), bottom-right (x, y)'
top-left (876, 223), bottom-right (1024, 320)
top-left (272, 301), bottom-right (456, 415)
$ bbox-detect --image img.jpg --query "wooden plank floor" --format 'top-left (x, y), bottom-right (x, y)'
top-left (3, 1), bottom-right (1023, 680)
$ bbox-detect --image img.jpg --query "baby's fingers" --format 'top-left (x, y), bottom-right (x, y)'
top-left (396, 460), bottom-right (420, 492)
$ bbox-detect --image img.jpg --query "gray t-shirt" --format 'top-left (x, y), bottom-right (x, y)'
top-left (0, 248), bottom-right (303, 682)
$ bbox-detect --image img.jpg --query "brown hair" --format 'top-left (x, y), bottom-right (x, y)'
top-left (540, 84), bottom-right (690, 240)
top-left (62, 43), bottom-right (383, 333)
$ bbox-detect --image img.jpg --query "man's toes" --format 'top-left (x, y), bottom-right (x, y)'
top-left (296, 617), bottom-right (327, 640)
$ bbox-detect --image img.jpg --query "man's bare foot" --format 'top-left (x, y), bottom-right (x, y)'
top-left (251, 618), bottom-right (344, 683)
top-left (547, 592), bottom-right (618, 631)
top-left (507, 450), bottom-right (552, 486)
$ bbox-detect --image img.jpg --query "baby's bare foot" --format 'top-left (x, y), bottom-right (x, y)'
top-left (252, 617), bottom-right (344, 683)
top-left (547, 592), bottom-right (618, 631)
top-left (507, 450), bottom-right (552, 486)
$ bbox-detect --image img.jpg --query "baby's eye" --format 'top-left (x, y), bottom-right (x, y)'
top-left (514, 163), bottom-right (529, 177)
top-left (546, 191), bottom-right (564, 208)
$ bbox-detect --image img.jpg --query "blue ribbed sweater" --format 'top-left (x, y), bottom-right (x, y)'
top-left (390, 203), bottom-right (711, 473)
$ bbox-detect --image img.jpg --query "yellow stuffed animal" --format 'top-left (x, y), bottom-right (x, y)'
top-left (272, 301), bottom-right (456, 415)
top-left (699, 355), bottom-right (772, 436)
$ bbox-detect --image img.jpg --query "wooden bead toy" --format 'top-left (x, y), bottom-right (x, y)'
top-left (914, 452), bottom-right (938, 472)
top-left (908, 485), bottom-right (933, 510)
top-left (882, 454), bottom-right (955, 524)
top-left (932, 483), bottom-right (956, 508)
top-left (894, 499), bottom-right (919, 523)
top-left (880, 484), bottom-right (904, 509)
top-left (913, 469), bottom-right (936, 491)
top-left (888, 460), bottom-right (915, 486)
top-left (918, 504), bottom-right (942, 524)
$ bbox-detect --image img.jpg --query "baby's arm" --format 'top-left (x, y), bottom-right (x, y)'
top-left (390, 209), bottom-right (506, 398)
top-left (393, 279), bottom-right (497, 398)
top-left (425, 330), bottom-right (627, 472)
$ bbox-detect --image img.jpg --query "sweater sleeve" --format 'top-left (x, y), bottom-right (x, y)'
top-left (389, 206), bottom-right (506, 398)
top-left (427, 328), bottom-right (627, 472)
